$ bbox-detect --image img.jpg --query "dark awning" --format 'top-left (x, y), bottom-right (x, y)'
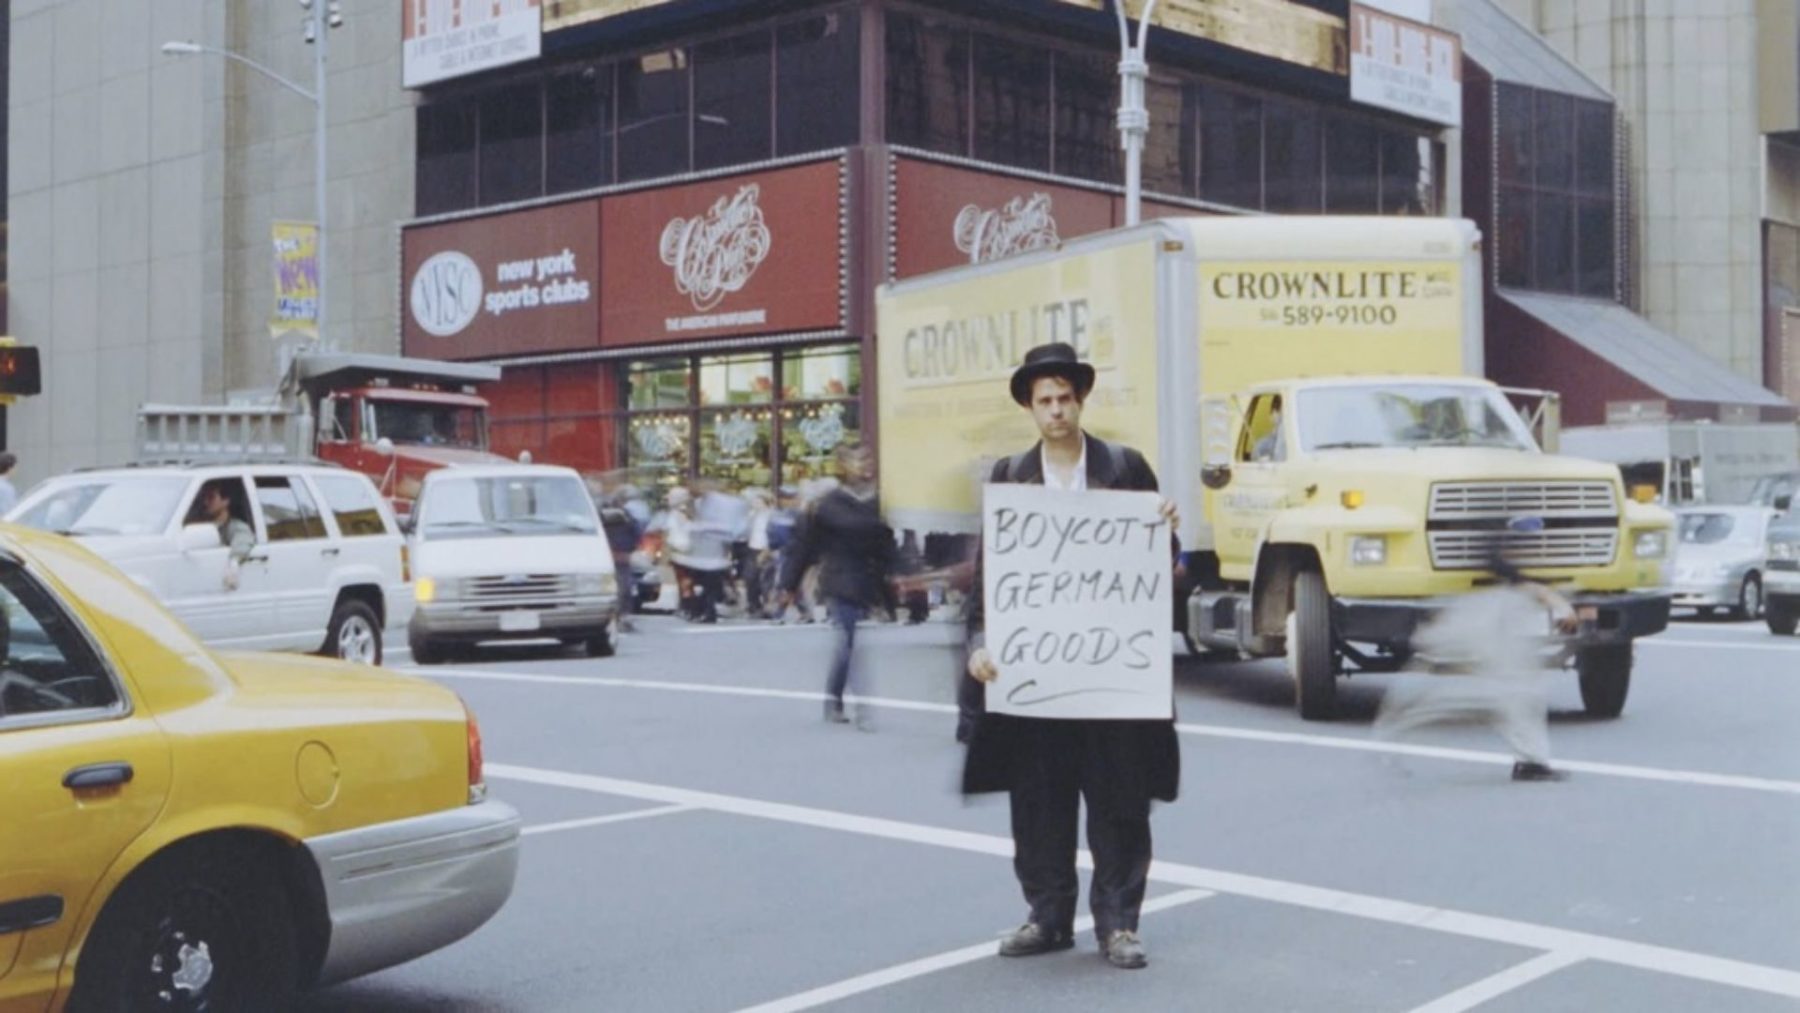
top-left (1496, 289), bottom-right (1792, 420)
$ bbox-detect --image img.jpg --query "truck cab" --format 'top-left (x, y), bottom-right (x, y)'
top-left (1191, 375), bottom-right (1675, 719)
top-left (316, 385), bottom-right (498, 515)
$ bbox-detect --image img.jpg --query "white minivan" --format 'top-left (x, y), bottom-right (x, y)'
top-left (7, 463), bottom-right (413, 663)
top-left (406, 464), bottom-right (620, 663)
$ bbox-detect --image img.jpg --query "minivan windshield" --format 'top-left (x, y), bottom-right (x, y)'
top-left (10, 477), bottom-right (191, 536)
top-left (417, 475), bottom-right (598, 540)
top-left (1297, 384), bottom-right (1537, 452)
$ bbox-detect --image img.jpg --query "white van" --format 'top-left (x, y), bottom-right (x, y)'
top-left (406, 464), bottom-right (620, 663)
top-left (7, 463), bottom-right (413, 663)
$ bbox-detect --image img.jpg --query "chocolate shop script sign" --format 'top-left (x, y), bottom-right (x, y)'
top-left (982, 485), bottom-right (1173, 720)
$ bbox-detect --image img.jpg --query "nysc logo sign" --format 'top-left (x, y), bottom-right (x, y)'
top-left (410, 251), bottom-right (484, 337)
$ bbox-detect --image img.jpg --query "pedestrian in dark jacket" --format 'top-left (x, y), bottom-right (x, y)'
top-left (962, 341), bottom-right (1181, 971)
top-left (780, 443), bottom-right (898, 728)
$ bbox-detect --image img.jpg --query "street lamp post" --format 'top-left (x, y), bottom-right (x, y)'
top-left (1113, 0), bottom-right (1161, 227)
top-left (162, 0), bottom-right (341, 352)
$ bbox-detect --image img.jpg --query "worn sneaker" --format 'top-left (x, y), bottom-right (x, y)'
top-left (997, 923), bottom-right (1074, 957)
top-left (823, 700), bottom-right (851, 724)
top-left (1511, 761), bottom-right (1568, 782)
top-left (1101, 929), bottom-right (1148, 969)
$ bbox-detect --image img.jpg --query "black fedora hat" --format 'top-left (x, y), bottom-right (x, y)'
top-left (1009, 342), bottom-right (1096, 406)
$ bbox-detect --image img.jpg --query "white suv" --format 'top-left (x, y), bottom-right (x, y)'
top-left (6, 463), bottom-right (413, 663)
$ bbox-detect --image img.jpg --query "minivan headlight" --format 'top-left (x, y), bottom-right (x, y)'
top-left (1634, 530), bottom-right (1668, 559)
top-left (1771, 540), bottom-right (1797, 561)
top-left (576, 573), bottom-right (615, 596)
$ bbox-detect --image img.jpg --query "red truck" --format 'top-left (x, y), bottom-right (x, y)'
top-left (137, 352), bottom-right (508, 516)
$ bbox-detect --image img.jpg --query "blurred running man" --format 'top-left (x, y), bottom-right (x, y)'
top-left (1374, 553), bottom-right (1576, 782)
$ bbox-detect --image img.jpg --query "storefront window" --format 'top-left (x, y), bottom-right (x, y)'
top-left (694, 31), bottom-right (774, 171)
top-left (627, 413), bottom-right (693, 483)
top-left (699, 353), bottom-right (775, 405)
top-left (547, 62), bottom-right (612, 195)
top-left (1052, 50), bottom-right (1117, 183)
top-left (417, 99), bottom-right (477, 215)
top-left (700, 409), bottom-right (774, 487)
top-left (619, 49), bottom-right (691, 181)
top-left (777, 11), bottom-right (860, 155)
top-left (1264, 100), bottom-right (1321, 212)
top-left (480, 83), bottom-right (545, 206)
top-left (1498, 185), bottom-right (1533, 287)
top-left (886, 10), bottom-right (970, 156)
top-left (1199, 86), bottom-right (1262, 210)
top-left (1576, 198), bottom-right (1615, 298)
top-left (1142, 77), bottom-right (1192, 197)
top-left (780, 402), bottom-right (858, 484)
top-left (784, 344), bottom-right (860, 400)
top-left (1324, 117), bottom-right (1379, 213)
top-left (628, 358), bottom-right (693, 409)
top-left (973, 33), bottom-right (1050, 171)
top-left (1380, 131), bottom-right (1431, 215)
top-left (1494, 83), bottom-right (1617, 296)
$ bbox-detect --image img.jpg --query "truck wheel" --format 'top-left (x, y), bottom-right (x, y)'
top-left (325, 599), bottom-right (382, 665)
top-left (1577, 644), bottom-right (1632, 718)
top-left (1767, 599), bottom-right (1800, 636)
top-left (1736, 573), bottom-right (1763, 620)
top-left (70, 841), bottom-right (298, 1012)
top-left (409, 634), bottom-right (446, 665)
top-left (1288, 568), bottom-right (1338, 721)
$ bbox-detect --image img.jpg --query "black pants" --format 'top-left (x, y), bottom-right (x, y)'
top-left (1008, 726), bottom-right (1152, 942)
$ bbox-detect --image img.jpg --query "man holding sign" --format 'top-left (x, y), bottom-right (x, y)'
top-left (963, 342), bottom-right (1181, 971)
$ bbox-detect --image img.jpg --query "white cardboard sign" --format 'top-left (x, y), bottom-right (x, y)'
top-left (982, 484), bottom-right (1173, 720)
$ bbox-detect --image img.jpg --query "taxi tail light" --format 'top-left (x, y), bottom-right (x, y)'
top-left (464, 699), bottom-right (487, 803)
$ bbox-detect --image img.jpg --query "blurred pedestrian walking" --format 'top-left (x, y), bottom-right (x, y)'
top-left (780, 444), bottom-right (897, 727)
top-left (1374, 552), bottom-right (1575, 782)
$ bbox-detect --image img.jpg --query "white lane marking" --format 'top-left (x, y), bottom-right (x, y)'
top-left (1640, 638), bottom-right (1800, 654)
top-left (521, 803), bottom-right (694, 837)
top-left (488, 763), bottom-right (1800, 1001)
top-left (1405, 951), bottom-right (1586, 1013)
top-left (408, 668), bottom-right (1800, 797)
top-left (733, 889), bottom-right (1214, 1013)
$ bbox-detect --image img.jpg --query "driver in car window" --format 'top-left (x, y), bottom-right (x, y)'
top-left (191, 481), bottom-right (255, 590)
top-left (1252, 400), bottom-right (1285, 462)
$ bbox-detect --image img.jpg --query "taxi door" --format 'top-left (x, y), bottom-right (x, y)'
top-left (0, 558), bottom-right (171, 1007)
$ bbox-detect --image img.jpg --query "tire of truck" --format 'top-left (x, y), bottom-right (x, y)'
top-left (586, 616), bottom-right (618, 658)
top-left (324, 598), bottom-right (382, 666)
top-left (1735, 572), bottom-right (1763, 621)
top-left (1576, 644), bottom-right (1632, 718)
top-left (1287, 568), bottom-right (1338, 721)
top-left (1767, 598), bottom-right (1800, 636)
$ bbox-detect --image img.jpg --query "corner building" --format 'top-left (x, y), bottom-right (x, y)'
top-left (402, 0), bottom-right (1452, 490)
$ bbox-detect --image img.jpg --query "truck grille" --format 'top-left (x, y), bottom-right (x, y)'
top-left (465, 574), bottom-right (575, 602)
top-left (1427, 530), bottom-right (1619, 569)
top-left (1427, 481), bottom-right (1619, 570)
top-left (1428, 481), bottom-right (1617, 519)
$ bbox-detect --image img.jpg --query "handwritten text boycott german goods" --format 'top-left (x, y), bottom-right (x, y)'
top-left (982, 484), bottom-right (1173, 721)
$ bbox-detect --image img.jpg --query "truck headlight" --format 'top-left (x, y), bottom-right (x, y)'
top-left (1633, 530), bottom-right (1668, 559)
top-left (575, 573), bottom-right (617, 596)
top-left (1349, 536), bottom-right (1386, 566)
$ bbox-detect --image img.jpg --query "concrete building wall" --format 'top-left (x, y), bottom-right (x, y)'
top-left (1491, 0), bottom-right (1769, 385)
top-left (5, 0), bottom-right (412, 486)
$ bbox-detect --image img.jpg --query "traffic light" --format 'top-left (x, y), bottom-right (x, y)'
top-left (0, 342), bottom-right (41, 399)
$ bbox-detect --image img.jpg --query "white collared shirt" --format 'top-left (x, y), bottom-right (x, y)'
top-left (1041, 441), bottom-right (1087, 491)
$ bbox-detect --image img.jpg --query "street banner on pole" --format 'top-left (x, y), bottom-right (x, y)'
top-left (982, 484), bottom-right (1172, 720)
top-left (270, 220), bottom-right (319, 340)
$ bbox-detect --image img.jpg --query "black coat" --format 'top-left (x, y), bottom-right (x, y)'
top-left (961, 432), bottom-right (1181, 811)
top-left (780, 487), bottom-right (899, 608)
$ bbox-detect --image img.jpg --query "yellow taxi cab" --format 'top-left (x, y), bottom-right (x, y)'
top-left (0, 525), bottom-right (519, 1011)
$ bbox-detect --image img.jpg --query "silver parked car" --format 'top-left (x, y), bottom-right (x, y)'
top-left (1668, 506), bottom-right (1778, 619)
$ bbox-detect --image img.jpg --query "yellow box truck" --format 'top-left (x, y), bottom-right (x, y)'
top-left (876, 216), bottom-right (1673, 720)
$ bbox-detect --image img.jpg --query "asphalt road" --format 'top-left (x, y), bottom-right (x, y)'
top-left (307, 608), bottom-right (1800, 1012)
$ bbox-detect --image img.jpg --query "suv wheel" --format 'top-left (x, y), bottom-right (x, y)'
top-left (325, 599), bottom-right (382, 665)
top-left (1737, 573), bottom-right (1763, 620)
top-left (1767, 597), bottom-right (1800, 636)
